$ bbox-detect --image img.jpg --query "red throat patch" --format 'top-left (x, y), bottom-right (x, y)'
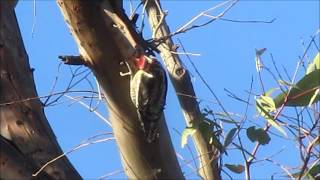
top-left (135, 55), bottom-right (146, 70)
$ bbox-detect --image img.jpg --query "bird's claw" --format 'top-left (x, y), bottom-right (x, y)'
top-left (119, 61), bottom-right (132, 76)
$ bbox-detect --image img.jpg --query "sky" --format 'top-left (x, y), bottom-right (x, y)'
top-left (15, 1), bottom-right (319, 179)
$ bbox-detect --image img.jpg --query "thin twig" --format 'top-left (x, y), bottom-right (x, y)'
top-left (298, 136), bottom-right (320, 180)
top-left (64, 95), bottom-right (112, 127)
top-left (31, 0), bottom-right (36, 37)
top-left (151, 0), bottom-right (238, 43)
top-left (99, 169), bottom-right (124, 180)
top-left (219, 17), bottom-right (275, 24)
top-left (139, 0), bottom-right (149, 33)
top-left (33, 134), bottom-right (115, 177)
top-left (43, 63), bottom-right (63, 105)
top-left (176, 92), bottom-right (217, 104)
top-left (265, 159), bottom-right (295, 180)
top-left (176, 0), bottom-right (237, 33)
top-left (170, 51), bottom-right (201, 57)
top-left (175, 153), bottom-right (197, 171)
top-left (0, 90), bottom-right (102, 106)
top-left (246, 33), bottom-right (318, 178)
top-left (179, 38), bottom-right (236, 124)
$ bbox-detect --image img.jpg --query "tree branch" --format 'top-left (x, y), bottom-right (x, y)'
top-left (144, 0), bottom-right (222, 179)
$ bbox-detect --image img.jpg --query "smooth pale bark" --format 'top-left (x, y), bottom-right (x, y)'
top-left (57, 0), bottom-right (183, 179)
top-left (145, 0), bottom-right (221, 179)
top-left (0, 1), bottom-right (81, 179)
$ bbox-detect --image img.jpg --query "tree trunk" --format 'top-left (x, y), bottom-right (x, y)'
top-left (0, 1), bottom-right (81, 179)
top-left (57, 0), bottom-right (183, 179)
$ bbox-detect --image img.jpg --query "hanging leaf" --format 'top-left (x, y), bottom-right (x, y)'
top-left (306, 52), bottom-right (320, 74)
top-left (256, 95), bottom-right (276, 113)
top-left (274, 70), bottom-right (320, 107)
top-left (246, 126), bottom-right (271, 145)
top-left (181, 127), bottom-right (196, 148)
top-left (225, 164), bottom-right (245, 174)
top-left (266, 115), bottom-right (287, 137)
top-left (255, 48), bottom-right (266, 72)
top-left (224, 128), bottom-right (237, 148)
top-left (256, 97), bottom-right (287, 137)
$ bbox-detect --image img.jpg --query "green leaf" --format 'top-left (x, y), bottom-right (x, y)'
top-left (224, 128), bottom-right (237, 148)
top-left (274, 70), bottom-right (320, 107)
top-left (315, 52), bottom-right (320, 69)
top-left (306, 52), bottom-right (320, 74)
top-left (256, 95), bottom-right (276, 113)
top-left (246, 126), bottom-right (271, 145)
top-left (225, 164), bottom-right (245, 174)
top-left (210, 135), bottom-right (224, 153)
top-left (256, 100), bottom-right (287, 137)
top-left (306, 174), bottom-right (315, 180)
top-left (266, 115), bottom-right (287, 137)
top-left (199, 119), bottom-right (214, 142)
top-left (308, 164), bottom-right (320, 178)
top-left (181, 127), bottom-right (196, 148)
top-left (265, 87), bottom-right (279, 97)
top-left (308, 88), bottom-right (320, 107)
top-left (291, 171), bottom-right (301, 178)
top-left (278, 79), bottom-right (299, 89)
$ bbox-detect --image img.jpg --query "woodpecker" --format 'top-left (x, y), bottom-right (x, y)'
top-left (120, 52), bottom-right (167, 143)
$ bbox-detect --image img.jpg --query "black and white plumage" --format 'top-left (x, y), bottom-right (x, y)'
top-left (129, 55), bottom-right (167, 143)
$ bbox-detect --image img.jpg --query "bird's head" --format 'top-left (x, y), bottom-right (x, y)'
top-left (134, 55), bottom-right (147, 70)
top-left (134, 55), bottom-right (156, 70)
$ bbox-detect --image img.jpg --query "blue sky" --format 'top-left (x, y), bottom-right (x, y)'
top-left (15, 1), bottom-right (319, 179)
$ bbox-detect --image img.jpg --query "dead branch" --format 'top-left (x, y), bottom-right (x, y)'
top-left (144, 0), bottom-right (223, 179)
